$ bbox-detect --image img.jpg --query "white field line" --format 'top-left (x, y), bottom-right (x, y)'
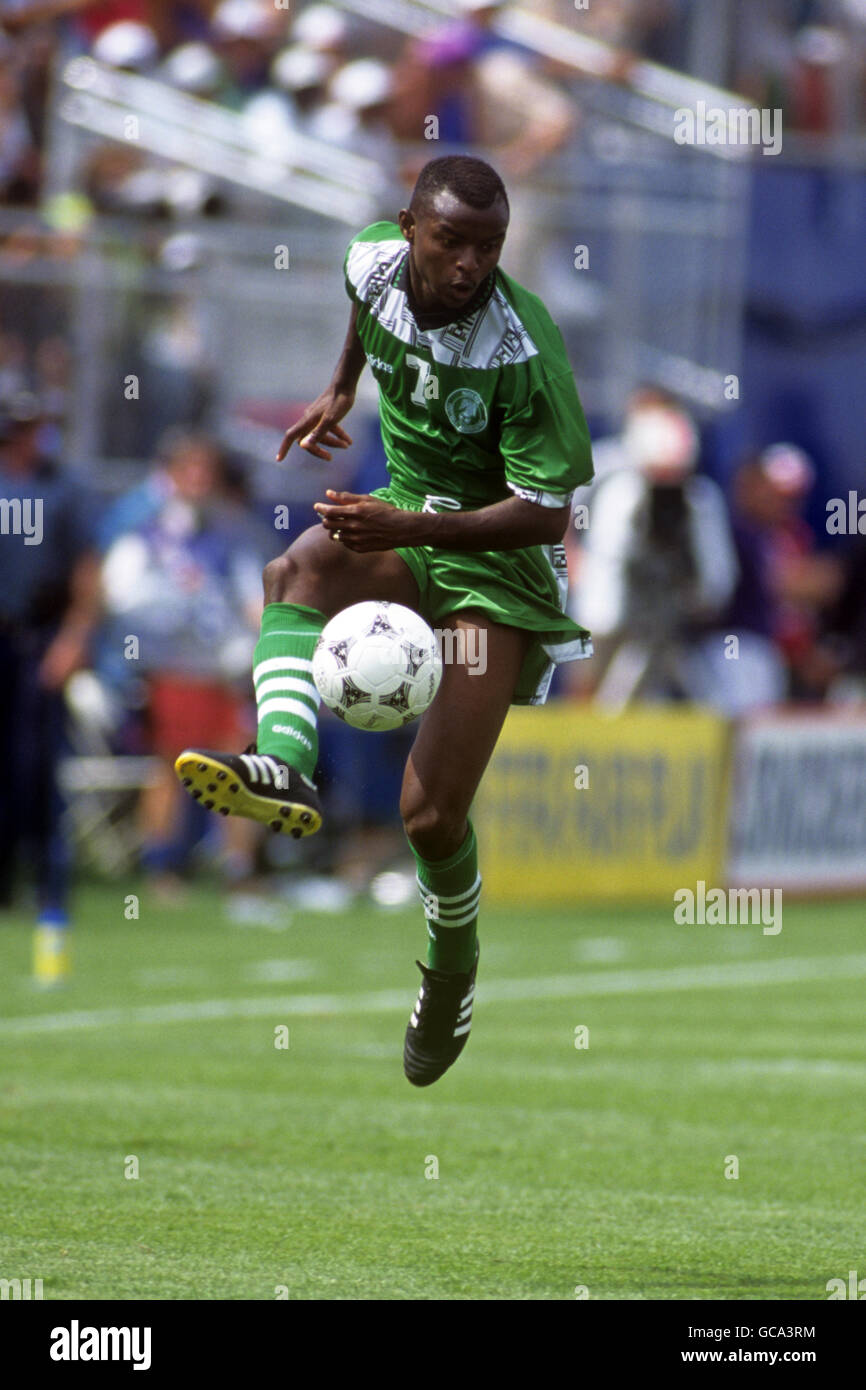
top-left (696, 1059), bottom-right (866, 1080)
top-left (2, 953), bottom-right (866, 1037)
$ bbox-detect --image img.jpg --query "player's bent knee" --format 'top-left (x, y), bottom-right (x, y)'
top-left (265, 526), bottom-right (361, 612)
top-left (262, 552), bottom-right (298, 604)
top-left (263, 530), bottom-right (338, 604)
top-left (401, 800), bottom-right (466, 862)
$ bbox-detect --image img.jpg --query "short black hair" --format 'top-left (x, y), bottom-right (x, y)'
top-left (410, 155), bottom-right (509, 216)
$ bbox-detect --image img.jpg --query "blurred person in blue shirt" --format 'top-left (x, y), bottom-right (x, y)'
top-left (100, 429), bottom-right (269, 895)
top-left (0, 391), bottom-right (101, 982)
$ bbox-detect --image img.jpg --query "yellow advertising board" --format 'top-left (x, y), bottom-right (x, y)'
top-left (474, 703), bottom-right (731, 903)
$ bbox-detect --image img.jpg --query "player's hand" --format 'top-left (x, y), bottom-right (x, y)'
top-left (276, 387), bottom-right (355, 462)
top-left (314, 491), bottom-right (427, 552)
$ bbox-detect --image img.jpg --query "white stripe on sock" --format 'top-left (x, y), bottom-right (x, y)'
top-left (415, 873), bottom-right (482, 906)
top-left (257, 698), bottom-right (318, 729)
top-left (418, 884), bottom-right (481, 924)
top-left (256, 676), bottom-right (321, 705)
top-left (434, 890), bottom-right (481, 914)
top-left (429, 905), bottom-right (479, 928)
top-left (254, 656), bottom-right (315, 684)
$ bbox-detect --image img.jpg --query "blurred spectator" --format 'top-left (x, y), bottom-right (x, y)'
top-left (0, 390), bottom-right (101, 982)
top-left (571, 399), bottom-right (740, 707)
top-left (0, 328), bottom-right (29, 398)
top-left (717, 444), bottom-right (843, 703)
top-left (791, 23), bottom-right (860, 134)
top-left (65, 4), bottom-right (173, 49)
top-left (91, 18), bottom-right (159, 71)
top-left (0, 42), bottom-right (37, 202)
top-left (100, 429), bottom-right (267, 895)
top-left (136, 292), bottom-right (213, 453)
top-left (289, 2), bottom-right (349, 72)
top-left (136, 2), bottom-right (219, 54)
top-left (211, 0), bottom-right (285, 108)
top-left (474, 45), bottom-right (576, 182)
top-left (588, 382), bottom-right (685, 479)
top-left (392, 0), bottom-right (576, 178)
top-left (159, 39), bottom-right (227, 100)
top-left (390, 0), bottom-right (499, 148)
top-left (822, 534), bottom-right (866, 703)
top-left (315, 58), bottom-right (397, 166)
top-left (732, 0), bottom-right (866, 136)
top-left (269, 42), bottom-right (331, 133)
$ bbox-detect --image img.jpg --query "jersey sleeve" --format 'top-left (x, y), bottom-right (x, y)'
top-left (343, 221), bottom-right (401, 304)
top-left (499, 367), bottom-right (594, 507)
top-left (343, 232), bottom-right (362, 303)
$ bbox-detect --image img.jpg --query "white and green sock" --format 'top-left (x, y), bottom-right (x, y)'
top-left (252, 603), bottom-right (325, 783)
top-left (412, 823), bottom-right (481, 974)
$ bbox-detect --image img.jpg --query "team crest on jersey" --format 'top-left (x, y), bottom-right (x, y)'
top-left (445, 388), bottom-right (488, 434)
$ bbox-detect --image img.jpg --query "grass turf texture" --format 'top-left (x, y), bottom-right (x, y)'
top-left (0, 885), bottom-right (864, 1300)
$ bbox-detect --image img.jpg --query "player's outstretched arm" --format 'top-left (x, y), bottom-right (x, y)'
top-left (276, 303), bottom-right (367, 462)
top-left (315, 491), bottom-right (571, 552)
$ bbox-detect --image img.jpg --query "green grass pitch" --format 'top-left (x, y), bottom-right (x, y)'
top-left (1, 884), bottom-right (864, 1300)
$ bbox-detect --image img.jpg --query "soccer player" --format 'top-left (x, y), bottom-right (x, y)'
top-left (175, 155), bottom-right (593, 1085)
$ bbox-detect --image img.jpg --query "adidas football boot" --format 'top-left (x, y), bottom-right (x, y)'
top-left (403, 949), bottom-right (478, 1087)
top-left (174, 745), bottom-right (322, 838)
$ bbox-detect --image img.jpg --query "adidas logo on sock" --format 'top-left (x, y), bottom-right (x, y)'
top-left (271, 725), bottom-right (313, 751)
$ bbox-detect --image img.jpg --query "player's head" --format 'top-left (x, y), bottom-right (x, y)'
top-left (399, 155), bottom-right (509, 313)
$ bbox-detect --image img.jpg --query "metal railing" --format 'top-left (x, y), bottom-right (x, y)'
top-left (47, 55), bottom-right (386, 225)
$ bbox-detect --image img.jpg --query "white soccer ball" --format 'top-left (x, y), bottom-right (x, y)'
top-left (312, 601), bottom-right (443, 732)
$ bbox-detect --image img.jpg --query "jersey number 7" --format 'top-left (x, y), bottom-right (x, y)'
top-left (406, 354), bottom-right (440, 404)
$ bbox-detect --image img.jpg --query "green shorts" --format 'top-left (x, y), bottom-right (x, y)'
top-left (372, 482), bottom-right (593, 705)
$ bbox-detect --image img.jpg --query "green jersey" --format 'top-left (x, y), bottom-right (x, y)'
top-left (344, 222), bottom-right (593, 511)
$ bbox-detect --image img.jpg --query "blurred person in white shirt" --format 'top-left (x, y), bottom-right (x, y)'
top-left (569, 399), bottom-right (741, 708)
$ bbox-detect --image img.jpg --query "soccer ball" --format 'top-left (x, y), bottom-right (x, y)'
top-left (312, 601), bottom-right (443, 732)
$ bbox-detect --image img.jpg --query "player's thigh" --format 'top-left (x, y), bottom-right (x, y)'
top-left (264, 523), bottom-right (419, 617)
top-left (401, 610), bottom-right (529, 844)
